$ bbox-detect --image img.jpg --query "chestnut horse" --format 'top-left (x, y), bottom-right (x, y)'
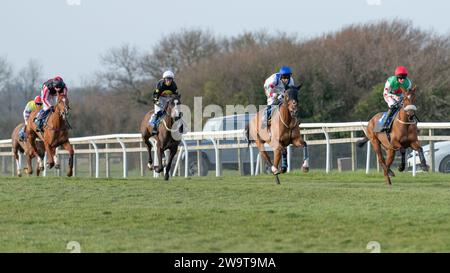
top-left (25, 96), bottom-right (74, 177)
top-left (357, 86), bottom-right (428, 185)
top-left (140, 94), bottom-right (184, 180)
top-left (247, 84), bottom-right (309, 184)
top-left (11, 123), bottom-right (45, 177)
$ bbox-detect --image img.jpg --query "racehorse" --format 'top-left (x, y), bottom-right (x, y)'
top-left (25, 95), bottom-right (74, 177)
top-left (357, 86), bottom-right (428, 185)
top-left (140, 94), bottom-right (184, 181)
top-left (11, 123), bottom-right (45, 177)
top-left (246, 84), bottom-right (309, 184)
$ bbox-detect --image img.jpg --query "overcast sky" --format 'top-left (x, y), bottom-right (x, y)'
top-left (1, 0), bottom-right (449, 87)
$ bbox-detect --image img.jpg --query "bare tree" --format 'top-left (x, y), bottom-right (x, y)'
top-left (141, 29), bottom-right (220, 79)
top-left (16, 59), bottom-right (43, 100)
top-left (100, 44), bottom-right (149, 101)
top-left (0, 56), bottom-right (12, 91)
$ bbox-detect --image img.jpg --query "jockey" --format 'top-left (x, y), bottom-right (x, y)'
top-left (34, 76), bottom-right (68, 132)
top-left (382, 66), bottom-right (412, 131)
top-left (149, 70), bottom-right (178, 136)
top-left (18, 96), bottom-right (43, 141)
top-left (262, 66), bottom-right (295, 128)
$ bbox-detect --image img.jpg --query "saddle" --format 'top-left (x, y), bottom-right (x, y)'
top-left (373, 108), bottom-right (399, 133)
top-left (34, 109), bottom-right (52, 132)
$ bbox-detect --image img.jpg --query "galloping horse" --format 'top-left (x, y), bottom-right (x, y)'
top-left (140, 94), bottom-right (183, 180)
top-left (247, 84), bottom-right (309, 184)
top-left (25, 95), bottom-right (74, 177)
top-left (11, 123), bottom-right (45, 176)
top-left (357, 86), bottom-right (428, 185)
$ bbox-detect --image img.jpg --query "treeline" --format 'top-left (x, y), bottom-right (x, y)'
top-left (1, 20), bottom-right (449, 138)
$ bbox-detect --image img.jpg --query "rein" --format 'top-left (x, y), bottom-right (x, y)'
top-left (279, 103), bottom-right (299, 129)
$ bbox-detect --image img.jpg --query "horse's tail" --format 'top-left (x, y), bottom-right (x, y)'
top-left (356, 137), bottom-right (369, 148)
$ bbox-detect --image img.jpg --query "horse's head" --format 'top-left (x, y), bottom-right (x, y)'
top-left (400, 86), bottom-right (417, 120)
top-left (283, 84), bottom-right (302, 117)
top-left (165, 94), bottom-right (182, 120)
top-left (56, 95), bottom-right (70, 121)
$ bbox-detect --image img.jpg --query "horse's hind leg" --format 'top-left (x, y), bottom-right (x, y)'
top-left (292, 133), bottom-right (309, 172)
top-left (45, 145), bottom-right (55, 169)
top-left (410, 141), bottom-right (429, 172)
top-left (62, 142), bottom-right (74, 177)
top-left (12, 147), bottom-right (22, 177)
top-left (54, 148), bottom-right (60, 169)
top-left (398, 148), bottom-right (406, 172)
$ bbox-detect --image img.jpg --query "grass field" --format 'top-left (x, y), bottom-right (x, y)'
top-left (0, 171), bottom-right (449, 253)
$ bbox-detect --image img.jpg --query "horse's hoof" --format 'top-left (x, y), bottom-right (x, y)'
top-left (47, 163), bottom-right (54, 169)
top-left (422, 165), bottom-right (430, 172)
top-left (147, 163), bottom-right (154, 171)
top-left (39, 166), bottom-right (44, 172)
top-left (24, 168), bottom-right (32, 175)
top-left (17, 172), bottom-right (22, 177)
top-left (67, 171), bottom-right (73, 177)
top-left (302, 167), bottom-right (309, 173)
top-left (155, 166), bottom-right (163, 173)
top-left (164, 173), bottom-right (170, 181)
top-left (398, 165), bottom-right (405, 172)
top-left (280, 167), bottom-right (287, 174)
top-left (271, 166), bottom-right (280, 175)
top-left (55, 164), bottom-right (60, 170)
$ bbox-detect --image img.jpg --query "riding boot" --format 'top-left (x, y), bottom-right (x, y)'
top-left (150, 111), bottom-right (163, 136)
top-left (262, 105), bottom-right (272, 129)
top-left (19, 127), bottom-right (26, 142)
top-left (382, 107), bottom-right (394, 132)
top-left (34, 110), bottom-right (45, 132)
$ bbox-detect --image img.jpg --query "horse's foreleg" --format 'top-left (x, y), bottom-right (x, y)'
top-left (164, 145), bottom-right (178, 181)
top-left (370, 138), bottom-right (391, 185)
top-left (62, 142), bottom-right (74, 177)
top-left (385, 149), bottom-right (396, 181)
top-left (255, 139), bottom-right (272, 174)
top-left (272, 148), bottom-right (282, 175)
top-left (45, 144), bottom-right (55, 169)
top-left (410, 142), bottom-right (429, 172)
top-left (398, 148), bottom-right (406, 172)
top-left (155, 143), bottom-right (164, 174)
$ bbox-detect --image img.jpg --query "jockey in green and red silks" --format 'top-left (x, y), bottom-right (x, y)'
top-left (262, 66), bottom-right (296, 129)
top-left (34, 76), bottom-right (68, 132)
top-left (381, 66), bottom-right (413, 131)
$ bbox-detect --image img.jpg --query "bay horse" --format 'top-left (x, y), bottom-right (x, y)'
top-left (25, 95), bottom-right (74, 177)
top-left (246, 84), bottom-right (309, 184)
top-left (140, 94), bottom-right (184, 181)
top-left (357, 86), bottom-right (428, 185)
top-left (11, 123), bottom-right (45, 177)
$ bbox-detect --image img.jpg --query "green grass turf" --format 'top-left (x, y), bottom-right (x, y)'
top-left (0, 171), bottom-right (449, 252)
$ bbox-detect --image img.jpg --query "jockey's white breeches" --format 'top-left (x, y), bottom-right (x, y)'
top-left (383, 90), bottom-right (402, 108)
